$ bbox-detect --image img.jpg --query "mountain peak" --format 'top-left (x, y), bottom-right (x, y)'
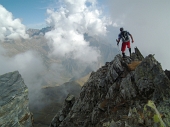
top-left (26, 26), bottom-right (53, 37)
top-left (50, 47), bottom-right (170, 127)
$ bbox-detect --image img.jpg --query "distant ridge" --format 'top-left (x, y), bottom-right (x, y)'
top-left (26, 26), bottom-right (53, 37)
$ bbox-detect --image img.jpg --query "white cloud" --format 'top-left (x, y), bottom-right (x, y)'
top-left (0, 5), bottom-right (29, 40)
top-left (45, 0), bottom-right (111, 64)
top-left (26, 22), bottom-right (46, 29)
top-left (0, 50), bottom-right (45, 84)
top-left (0, 48), bottom-right (47, 103)
top-left (105, 0), bottom-right (170, 70)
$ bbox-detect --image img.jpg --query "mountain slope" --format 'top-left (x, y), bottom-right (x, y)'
top-left (1, 27), bottom-right (118, 84)
top-left (75, 73), bottom-right (91, 86)
top-left (50, 47), bottom-right (170, 127)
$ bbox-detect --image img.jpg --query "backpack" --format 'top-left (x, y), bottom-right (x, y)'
top-left (121, 31), bottom-right (129, 42)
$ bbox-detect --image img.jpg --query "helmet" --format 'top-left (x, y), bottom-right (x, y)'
top-left (120, 27), bottom-right (124, 31)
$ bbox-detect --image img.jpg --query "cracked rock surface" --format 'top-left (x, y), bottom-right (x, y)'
top-left (50, 48), bottom-right (170, 127)
top-left (0, 71), bottom-right (33, 127)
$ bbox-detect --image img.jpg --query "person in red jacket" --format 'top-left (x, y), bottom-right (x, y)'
top-left (116, 27), bottom-right (134, 58)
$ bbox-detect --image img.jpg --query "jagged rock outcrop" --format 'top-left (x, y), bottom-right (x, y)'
top-left (165, 70), bottom-right (170, 80)
top-left (0, 71), bottom-right (33, 127)
top-left (50, 47), bottom-right (170, 127)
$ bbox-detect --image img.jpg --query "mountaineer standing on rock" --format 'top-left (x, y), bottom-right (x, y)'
top-left (116, 27), bottom-right (134, 58)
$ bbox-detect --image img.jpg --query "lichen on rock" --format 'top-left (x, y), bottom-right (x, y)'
top-left (50, 47), bottom-right (170, 127)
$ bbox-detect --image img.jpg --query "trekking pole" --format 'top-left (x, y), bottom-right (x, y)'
top-left (117, 45), bottom-right (121, 54)
top-left (131, 41), bottom-right (136, 52)
top-left (116, 39), bottom-right (121, 55)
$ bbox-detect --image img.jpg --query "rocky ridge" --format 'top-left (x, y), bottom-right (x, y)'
top-left (0, 71), bottom-right (33, 127)
top-left (50, 47), bottom-right (170, 127)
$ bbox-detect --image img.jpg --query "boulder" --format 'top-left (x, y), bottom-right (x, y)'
top-left (0, 71), bottom-right (33, 127)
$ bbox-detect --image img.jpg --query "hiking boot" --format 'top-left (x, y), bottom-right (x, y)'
top-left (122, 55), bottom-right (127, 59)
top-left (122, 53), bottom-right (126, 58)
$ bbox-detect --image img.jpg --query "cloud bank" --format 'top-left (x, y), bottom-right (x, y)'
top-left (0, 50), bottom-right (45, 83)
top-left (105, 0), bottom-right (170, 69)
top-left (0, 5), bottom-right (28, 40)
top-left (0, 48), bottom-right (46, 103)
top-left (45, 0), bottom-right (111, 64)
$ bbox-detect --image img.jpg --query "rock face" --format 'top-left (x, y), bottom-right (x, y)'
top-left (165, 70), bottom-right (170, 80)
top-left (50, 47), bottom-right (170, 127)
top-left (0, 71), bottom-right (33, 127)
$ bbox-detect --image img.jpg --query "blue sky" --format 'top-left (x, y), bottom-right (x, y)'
top-left (0, 0), bottom-right (56, 29)
top-left (0, 0), bottom-right (103, 29)
top-left (0, 0), bottom-right (170, 70)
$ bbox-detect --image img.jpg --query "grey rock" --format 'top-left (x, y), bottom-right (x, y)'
top-left (165, 69), bottom-right (170, 80)
top-left (65, 94), bottom-right (75, 103)
top-left (50, 94), bottom-right (76, 127)
top-left (109, 120), bottom-right (118, 127)
top-left (50, 47), bottom-right (170, 127)
top-left (59, 115), bottom-right (64, 122)
top-left (0, 71), bottom-right (33, 127)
